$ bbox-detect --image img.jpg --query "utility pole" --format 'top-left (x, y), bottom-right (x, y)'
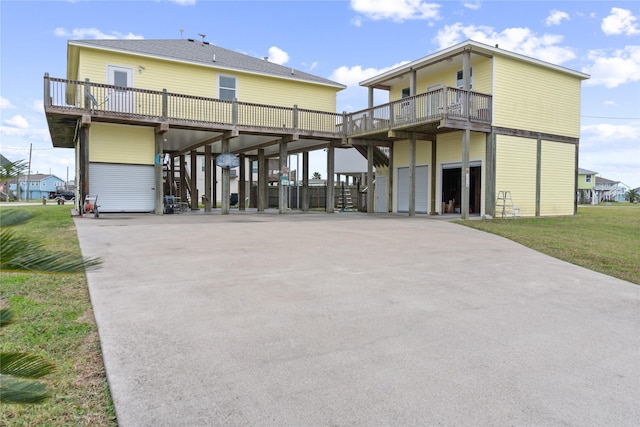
top-left (26, 143), bottom-right (32, 202)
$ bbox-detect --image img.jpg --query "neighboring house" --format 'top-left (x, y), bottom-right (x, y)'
top-left (44, 38), bottom-right (588, 217)
top-left (9, 174), bottom-right (66, 200)
top-left (595, 177), bottom-right (630, 202)
top-left (577, 168), bottom-right (597, 204)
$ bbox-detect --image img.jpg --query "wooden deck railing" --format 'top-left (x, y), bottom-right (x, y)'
top-left (44, 75), bottom-right (492, 138)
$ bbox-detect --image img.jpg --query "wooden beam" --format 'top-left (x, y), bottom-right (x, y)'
top-left (204, 144), bottom-right (212, 212)
top-left (493, 127), bottom-right (579, 144)
top-left (279, 139), bottom-right (288, 213)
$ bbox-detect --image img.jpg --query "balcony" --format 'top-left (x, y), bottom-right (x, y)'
top-left (44, 75), bottom-right (492, 149)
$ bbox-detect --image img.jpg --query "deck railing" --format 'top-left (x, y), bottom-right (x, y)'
top-left (45, 75), bottom-right (491, 138)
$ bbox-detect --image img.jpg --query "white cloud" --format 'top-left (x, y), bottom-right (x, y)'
top-left (267, 46), bottom-right (289, 65)
top-left (580, 122), bottom-right (640, 186)
top-left (601, 8), bottom-right (640, 36)
top-left (31, 100), bottom-right (44, 114)
top-left (582, 46), bottom-right (640, 88)
top-left (433, 23), bottom-right (576, 65)
top-left (170, 0), bottom-right (196, 5)
top-left (546, 10), bottom-right (570, 26)
top-left (4, 115), bottom-right (29, 129)
top-left (463, 2), bottom-right (481, 11)
top-left (54, 27), bottom-right (144, 40)
top-left (350, 0), bottom-right (440, 23)
top-left (351, 16), bottom-right (363, 27)
top-left (0, 96), bottom-right (15, 109)
top-left (330, 61), bottom-right (410, 87)
top-left (603, 101), bottom-right (617, 107)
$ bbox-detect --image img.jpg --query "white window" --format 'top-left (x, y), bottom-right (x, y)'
top-left (219, 75), bottom-right (237, 101)
top-left (586, 175), bottom-right (592, 183)
top-left (456, 68), bottom-right (473, 89)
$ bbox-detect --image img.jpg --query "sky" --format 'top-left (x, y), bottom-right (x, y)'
top-left (1, 0), bottom-right (639, 188)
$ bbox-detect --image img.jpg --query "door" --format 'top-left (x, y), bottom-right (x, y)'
top-left (89, 163), bottom-right (155, 212)
top-left (375, 175), bottom-right (387, 213)
top-left (397, 166), bottom-right (428, 213)
top-left (107, 65), bottom-right (134, 113)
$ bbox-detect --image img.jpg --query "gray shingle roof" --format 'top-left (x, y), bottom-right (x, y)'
top-left (578, 168), bottom-right (597, 175)
top-left (69, 39), bottom-right (345, 89)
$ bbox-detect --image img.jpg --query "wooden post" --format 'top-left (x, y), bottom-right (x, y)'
top-left (221, 139), bottom-right (230, 214)
top-left (154, 128), bottom-right (165, 215)
top-left (257, 149), bottom-right (266, 212)
top-left (302, 151), bottom-right (309, 211)
top-left (190, 150), bottom-right (198, 210)
top-left (239, 153), bottom-right (246, 210)
top-left (204, 144), bottom-right (212, 212)
top-left (248, 157), bottom-right (254, 208)
top-left (79, 122), bottom-right (89, 214)
top-left (279, 139), bottom-right (288, 213)
top-left (388, 145), bottom-right (393, 213)
top-left (430, 139), bottom-right (437, 215)
top-left (179, 154), bottom-right (186, 202)
top-left (461, 129), bottom-right (470, 220)
top-left (326, 143), bottom-right (335, 213)
top-left (367, 144), bottom-right (374, 213)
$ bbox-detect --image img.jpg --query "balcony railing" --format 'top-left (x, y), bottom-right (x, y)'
top-left (44, 75), bottom-right (492, 139)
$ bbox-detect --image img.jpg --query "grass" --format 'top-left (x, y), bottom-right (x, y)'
top-left (0, 204), bottom-right (117, 426)
top-left (456, 204), bottom-right (640, 284)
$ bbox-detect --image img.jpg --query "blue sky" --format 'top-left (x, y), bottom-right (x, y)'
top-left (1, 0), bottom-right (638, 188)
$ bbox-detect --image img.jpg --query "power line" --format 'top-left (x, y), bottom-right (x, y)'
top-left (582, 115), bottom-right (640, 120)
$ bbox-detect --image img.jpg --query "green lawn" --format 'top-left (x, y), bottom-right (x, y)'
top-left (0, 204), bottom-right (116, 426)
top-left (456, 204), bottom-right (640, 284)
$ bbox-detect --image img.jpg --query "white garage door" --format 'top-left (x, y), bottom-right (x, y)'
top-left (397, 165), bottom-right (428, 213)
top-left (89, 163), bottom-right (155, 212)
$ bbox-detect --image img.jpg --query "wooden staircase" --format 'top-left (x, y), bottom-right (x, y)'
top-left (354, 145), bottom-right (390, 168)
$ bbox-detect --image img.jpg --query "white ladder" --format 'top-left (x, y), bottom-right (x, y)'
top-left (497, 191), bottom-right (520, 218)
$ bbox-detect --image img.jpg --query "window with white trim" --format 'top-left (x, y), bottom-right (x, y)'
top-left (219, 75), bottom-right (237, 101)
top-left (586, 175), bottom-right (592, 183)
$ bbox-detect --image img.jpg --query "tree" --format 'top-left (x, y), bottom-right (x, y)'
top-left (0, 159), bottom-right (27, 201)
top-left (626, 188), bottom-right (639, 203)
top-left (312, 171), bottom-right (322, 180)
top-left (0, 209), bottom-right (101, 404)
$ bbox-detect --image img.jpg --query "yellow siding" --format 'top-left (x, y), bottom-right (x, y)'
top-left (89, 124), bottom-right (154, 164)
top-left (390, 56), bottom-right (493, 100)
top-left (540, 141), bottom-right (575, 216)
top-left (493, 56), bottom-right (582, 137)
top-left (77, 48), bottom-right (338, 111)
top-left (495, 135), bottom-right (537, 216)
top-left (392, 139), bottom-right (432, 166)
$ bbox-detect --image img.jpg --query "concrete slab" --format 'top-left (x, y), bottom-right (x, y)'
top-left (75, 212), bottom-right (640, 426)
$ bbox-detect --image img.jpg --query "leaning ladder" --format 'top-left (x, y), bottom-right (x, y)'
top-left (497, 191), bottom-right (520, 218)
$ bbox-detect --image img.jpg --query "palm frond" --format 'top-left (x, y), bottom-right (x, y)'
top-left (0, 352), bottom-right (56, 378)
top-left (0, 229), bottom-right (102, 273)
top-left (0, 209), bottom-right (35, 227)
top-left (0, 308), bottom-right (14, 328)
top-left (0, 375), bottom-right (51, 404)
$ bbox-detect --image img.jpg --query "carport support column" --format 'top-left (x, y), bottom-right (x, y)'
top-left (302, 151), bottom-right (309, 211)
top-left (367, 144), bottom-right (374, 213)
top-left (221, 139), bottom-right (230, 215)
top-left (257, 149), bottom-right (266, 212)
top-left (279, 139), bottom-right (288, 214)
top-left (204, 144), bottom-right (212, 212)
top-left (485, 132), bottom-right (496, 217)
top-left (461, 128), bottom-right (470, 220)
top-left (190, 150), bottom-right (198, 210)
top-left (387, 145), bottom-right (393, 213)
top-left (430, 138), bottom-right (437, 215)
top-left (409, 133), bottom-right (416, 217)
top-left (79, 119), bottom-right (90, 214)
top-left (154, 124), bottom-right (168, 215)
top-left (326, 143), bottom-right (335, 213)
top-left (179, 154), bottom-right (186, 203)
top-left (239, 153), bottom-right (246, 211)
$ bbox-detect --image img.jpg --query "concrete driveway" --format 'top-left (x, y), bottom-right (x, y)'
top-left (75, 212), bottom-right (639, 426)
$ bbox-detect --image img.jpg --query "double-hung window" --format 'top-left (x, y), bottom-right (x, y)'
top-left (219, 75), bottom-right (237, 101)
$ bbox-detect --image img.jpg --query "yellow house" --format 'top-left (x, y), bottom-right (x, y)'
top-left (45, 38), bottom-right (345, 213)
top-left (44, 38), bottom-right (588, 218)
top-left (355, 40), bottom-right (589, 218)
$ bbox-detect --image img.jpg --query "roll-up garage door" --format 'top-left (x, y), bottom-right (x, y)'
top-left (397, 165), bottom-right (428, 213)
top-left (89, 163), bottom-right (155, 212)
